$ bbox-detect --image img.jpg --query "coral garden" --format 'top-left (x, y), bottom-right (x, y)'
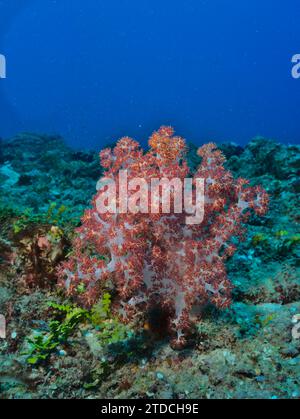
top-left (0, 130), bottom-right (299, 399)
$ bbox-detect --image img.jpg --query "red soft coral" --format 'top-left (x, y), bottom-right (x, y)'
top-left (58, 127), bottom-right (268, 348)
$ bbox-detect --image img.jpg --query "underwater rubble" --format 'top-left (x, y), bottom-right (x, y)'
top-left (0, 133), bottom-right (299, 399)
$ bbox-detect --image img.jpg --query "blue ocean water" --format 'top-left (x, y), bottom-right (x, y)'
top-left (0, 0), bottom-right (300, 149)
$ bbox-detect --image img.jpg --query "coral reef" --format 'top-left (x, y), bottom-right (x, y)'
top-left (0, 131), bottom-right (299, 399)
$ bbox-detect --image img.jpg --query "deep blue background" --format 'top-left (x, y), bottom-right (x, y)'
top-left (0, 0), bottom-right (299, 149)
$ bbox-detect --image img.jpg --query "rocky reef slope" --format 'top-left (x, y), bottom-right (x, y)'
top-left (0, 133), bottom-right (299, 399)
